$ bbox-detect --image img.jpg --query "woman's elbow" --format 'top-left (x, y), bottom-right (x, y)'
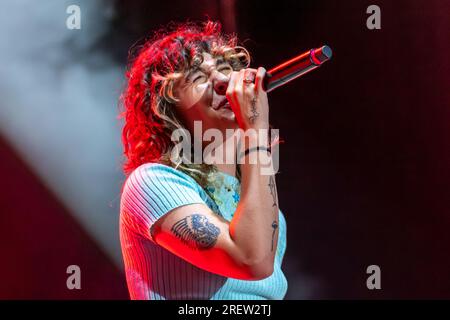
top-left (250, 264), bottom-right (274, 280)
top-left (244, 258), bottom-right (274, 280)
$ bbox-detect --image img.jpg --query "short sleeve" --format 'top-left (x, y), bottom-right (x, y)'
top-left (277, 210), bottom-right (287, 263)
top-left (120, 163), bottom-right (207, 242)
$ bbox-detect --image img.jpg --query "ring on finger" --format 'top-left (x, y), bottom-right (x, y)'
top-left (244, 72), bottom-right (255, 84)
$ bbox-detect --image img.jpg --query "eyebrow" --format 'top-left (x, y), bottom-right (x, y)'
top-left (187, 58), bottom-right (229, 78)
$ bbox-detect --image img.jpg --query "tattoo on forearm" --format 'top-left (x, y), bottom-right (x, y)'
top-left (171, 214), bottom-right (220, 250)
top-left (271, 220), bottom-right (279, 252)
top-left (268, 176), bottom-right (278, 208)
top-left (249, 97), bottom-right (259, 124)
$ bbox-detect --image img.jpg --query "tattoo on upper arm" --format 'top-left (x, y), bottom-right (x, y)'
top-left (171, 214), bottom-right (220, 250)
top-left (268, 176), bottom-right (278, 208)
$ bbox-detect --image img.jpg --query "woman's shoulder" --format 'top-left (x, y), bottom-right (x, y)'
top-left (134, 162), bottom-right (181, 176)
top-left (124, 162), bottom-right (201, 192)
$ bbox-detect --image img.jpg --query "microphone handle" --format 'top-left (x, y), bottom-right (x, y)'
top-left (262, 45), bottom-right (332, 92)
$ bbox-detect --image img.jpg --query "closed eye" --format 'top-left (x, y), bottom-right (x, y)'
top-left (192, 73), bottom-right (206, 83)
top-left (218, 66), bottom-right (232, 74)
top-left (193, 75), bottom-right (205, 82)
top-left (189, 65), bottom-right (232, 83)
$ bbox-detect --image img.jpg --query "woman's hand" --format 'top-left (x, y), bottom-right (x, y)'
top-left (226, 67), bottom-right (270, 131)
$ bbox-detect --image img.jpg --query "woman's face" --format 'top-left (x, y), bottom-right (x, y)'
top-left (173, 52), bottom-right (239, 135)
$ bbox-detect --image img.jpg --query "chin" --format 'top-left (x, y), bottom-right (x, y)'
top-left (220, 115), bottom-right (239, 130)
top-left (203, 106), bottom-right (239, 131)
top-left (217, 108), bottom-right (238, 127)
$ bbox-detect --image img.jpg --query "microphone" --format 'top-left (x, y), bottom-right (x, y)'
top-left (262, 45), bottom-right (332, 92)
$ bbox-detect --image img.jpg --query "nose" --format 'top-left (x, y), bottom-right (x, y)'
top-left (212, 72), bottom-right (229, 95)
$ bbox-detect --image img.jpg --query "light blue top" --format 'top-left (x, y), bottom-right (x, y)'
top-left (120, 163), bottom-right (288, 300)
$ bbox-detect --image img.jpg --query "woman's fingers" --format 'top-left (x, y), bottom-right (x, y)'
top-left (243, 68), bottom-right (256, 83)
top-left (236, 69), bottom-right (245, 95)
top-left (243, 69), bottom-right (257, 97)
top-left (226, 67), bottom-right (268, 130)
top-left (226, 71), bottom-right (238, 105)
top-left (227, 70), bottom-right (245, 128)
top-left (254, 67), bottom-right (266, 94)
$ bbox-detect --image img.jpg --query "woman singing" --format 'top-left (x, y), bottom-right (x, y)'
top-left (119, 20), bottom-right (287, 300)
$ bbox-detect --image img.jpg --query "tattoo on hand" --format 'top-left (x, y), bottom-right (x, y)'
top-left (268, 176), bottom-right (278, 208)
top-left (249, 97), bottom-right (259, 124)
top-left (171, 214), bottom-right (220, 250)
top-left (271, 220), bottom-right (279, 252)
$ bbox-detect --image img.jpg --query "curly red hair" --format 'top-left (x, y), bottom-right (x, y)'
top-left (120, 20), bottom-right (249, 178)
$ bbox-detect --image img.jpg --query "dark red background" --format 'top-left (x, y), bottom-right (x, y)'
top-left (1, 0), bottom-right (448, 299)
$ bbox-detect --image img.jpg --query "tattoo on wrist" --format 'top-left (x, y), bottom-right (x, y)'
top-left (268, 176), bottom-right (278, 208)
top-left (249, 97), bottom-right (259, 124)
top-left (271, 220), bottom-right (279, 252)
top-left (171, 214), bottom-right (220, 250)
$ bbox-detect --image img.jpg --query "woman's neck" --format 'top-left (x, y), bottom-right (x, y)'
top-left (215, 162), bottom-right (237, 178)
top-left (203, 133), bottom-right (237, 178)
